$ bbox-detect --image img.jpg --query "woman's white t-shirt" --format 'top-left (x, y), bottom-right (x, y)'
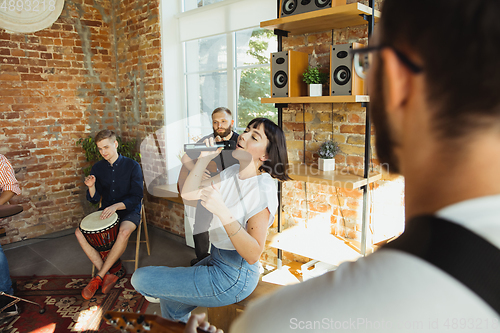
top-left (208, 164), bottom-right (278, 250)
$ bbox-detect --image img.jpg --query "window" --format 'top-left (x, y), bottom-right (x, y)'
top-left (183, 0), bottom-right (227, 12)
top-left (184, 27), bottom-right (276, 140)
top-left (235, 28), bottom-right (277, 129)
top-left (185, 34), bottom-right (228, 121)
top-left (155, 0), bottom-right (275, 187)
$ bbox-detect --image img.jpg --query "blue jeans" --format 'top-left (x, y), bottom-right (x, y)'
top-left (131, 245), bottom-right (260, 322)
top-left (0, 244), bottom-right (13, 295)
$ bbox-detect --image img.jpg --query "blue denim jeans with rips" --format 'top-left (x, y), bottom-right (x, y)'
top-left (131, 245), bottom-right (260, 323)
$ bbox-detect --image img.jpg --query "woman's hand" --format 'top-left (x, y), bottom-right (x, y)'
top-left (198, 137), bottom-right (222, 161)
top-left (185, 313), bottom-right (223, 333)
top-left (200, 182), bottom-right (225, 215)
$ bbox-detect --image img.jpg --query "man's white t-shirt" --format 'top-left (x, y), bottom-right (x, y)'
top-left (209, 164), bottom-right (278, 251)
top-left (231, 194), bottom-right (500, 332)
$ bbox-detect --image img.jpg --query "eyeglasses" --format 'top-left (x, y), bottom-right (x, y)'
top-left (352, 45), bottom-right (424, 79)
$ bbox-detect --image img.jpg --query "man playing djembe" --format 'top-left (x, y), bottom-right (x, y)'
top-left (76, 129), bottom-right (143, 300)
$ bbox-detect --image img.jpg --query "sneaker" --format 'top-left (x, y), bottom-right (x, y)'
top-left (82, 275), bottom-right (103, 300)
top-left (101, 266), bottom-right (126, 294)
top-left (101, 274), bottom-right (118, 294)
top-left (144, 296), bottom-right (161, 303)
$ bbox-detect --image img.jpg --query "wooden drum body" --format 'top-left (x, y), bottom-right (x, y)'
top-left (80, 211), bottom-right (120, 259)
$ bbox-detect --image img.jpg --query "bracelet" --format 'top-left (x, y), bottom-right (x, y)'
top-left (228, 224), bottom-right (243, 238)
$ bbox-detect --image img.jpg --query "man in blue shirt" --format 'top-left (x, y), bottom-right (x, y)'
top-left (75, 129), bottom-right (143, 300)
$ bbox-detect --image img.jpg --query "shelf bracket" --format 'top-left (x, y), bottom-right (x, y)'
top-left (274, 103), bottom-right (288, 109)
top-left (360, 14), bottom-right (372, 23)
top-left (274, 29), bottom-right (289, 37)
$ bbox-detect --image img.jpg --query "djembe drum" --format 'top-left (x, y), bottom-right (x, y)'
top-left (79, 211), bottom-right (120, 261)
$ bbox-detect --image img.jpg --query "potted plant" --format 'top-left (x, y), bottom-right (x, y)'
top-left (318, 139), bottom-right (340, 171)
top-left (303, 65), bottom-right (328, 97)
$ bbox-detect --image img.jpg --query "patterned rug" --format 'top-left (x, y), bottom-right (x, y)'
top-left (0, 275), bottom-right (148, 333)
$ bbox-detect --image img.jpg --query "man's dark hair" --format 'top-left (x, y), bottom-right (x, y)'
top-left (247, 118), bottom-right (291, 181)
top-left (212, 107), bottom-right (232, 117)
top-left (95, 129), bottom-right (117, 144)
top-left (380, 0), bottom-right (500, 138)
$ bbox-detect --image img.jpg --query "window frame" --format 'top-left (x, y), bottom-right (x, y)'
top-left (183, 26), bottom-right (276, 138)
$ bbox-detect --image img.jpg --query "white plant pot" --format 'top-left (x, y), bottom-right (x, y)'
top-left (318, 157), bottom-right (335, 171)
top-left (308, 84), bottom-right (323, 97)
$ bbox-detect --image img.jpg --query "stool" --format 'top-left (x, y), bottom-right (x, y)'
top-left (92, 204), bottom-right (150, 274)
top-left (122, 204), bottom-right (150, 271)
top-left (207, 280), bottom-right (282, 332)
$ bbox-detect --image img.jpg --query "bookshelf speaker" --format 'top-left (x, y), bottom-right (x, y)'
top-left (330, 43), bottom-right (365, 96)
top-left (271, 50), bottom-right (309, 98)
top-left (280, 0), bottom-right (346, 18)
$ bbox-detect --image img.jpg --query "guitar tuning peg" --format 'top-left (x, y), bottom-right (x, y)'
top-left (142, 321), bottom-right (151, 330)
top-left (122, 315), bottom-right (133, 327)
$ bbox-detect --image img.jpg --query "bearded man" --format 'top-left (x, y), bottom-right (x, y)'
top-left (181, 107), bottom-right (239, 265)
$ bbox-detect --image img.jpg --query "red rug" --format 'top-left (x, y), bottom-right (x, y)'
top-left (0, 275), bottom-right (148, 333)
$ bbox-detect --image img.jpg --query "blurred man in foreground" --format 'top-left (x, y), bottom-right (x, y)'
top-left (188, 0), bottom-right (500, 331)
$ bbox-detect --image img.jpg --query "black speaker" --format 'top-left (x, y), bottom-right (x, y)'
top-left (280, 0), bottom-right (345, 18)
top-left (271, 50), bottom-right (309, 98)
top-left (330, 43), bottom-right (365, 96)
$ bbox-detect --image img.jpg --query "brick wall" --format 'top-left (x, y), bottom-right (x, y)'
top-left (0, 0), bottom-right (118, 244)
top-left (0, 0), bottom-right (182, 245)
top-left (114, 0), bottom-right (163, 138)
top-left (111, 0), bottom-right (181, 233)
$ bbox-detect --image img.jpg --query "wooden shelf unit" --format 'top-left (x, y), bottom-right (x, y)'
top-left (261, 95), bottom-right (369, 104)
top-left (260, 2), bottom-right (381, 35)
top-left (289, 163), bottom-right (381, 190)
top-left (264, 1), bottom-right (379, 264)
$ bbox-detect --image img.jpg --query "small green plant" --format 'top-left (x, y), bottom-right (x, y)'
top-left (318, 140), bottom-right (340, 159)
top-left (76, 136), bottom-right (141, 176)
top-left (302, 66), bottom-right (328, 85)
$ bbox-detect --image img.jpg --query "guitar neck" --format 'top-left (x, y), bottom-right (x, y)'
top-left (104, 311), bottom-right (210, 333)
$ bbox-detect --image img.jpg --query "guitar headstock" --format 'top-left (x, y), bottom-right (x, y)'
top-left (103, 311), bottom-right (209, 333)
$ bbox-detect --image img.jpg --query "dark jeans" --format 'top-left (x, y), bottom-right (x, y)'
top-left (192, 201), bottom-right (212, 259)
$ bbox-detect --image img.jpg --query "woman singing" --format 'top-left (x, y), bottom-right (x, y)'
top-left (131, 117), bottom-right (290, 322)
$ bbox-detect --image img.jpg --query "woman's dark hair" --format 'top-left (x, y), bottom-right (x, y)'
top-left (247, 118), bottom-right (291, 181)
